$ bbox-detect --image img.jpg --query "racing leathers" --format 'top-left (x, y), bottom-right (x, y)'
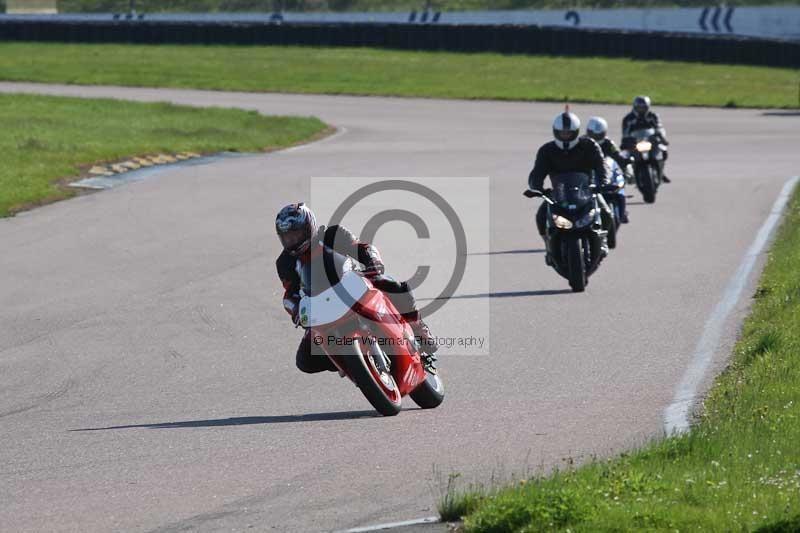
top-left (276, 224), bottom-right (435, 373)
top-left (596, 137), bottom-right (630, 170)
top-left (621, 110), bottom-right (667, 142)
top-left (594, 137), bottom-right (630, 223)
top-left (622, 109), bottom-right (669, 181)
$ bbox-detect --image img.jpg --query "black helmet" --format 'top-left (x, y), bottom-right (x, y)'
top-left (633, 95), bottom-right (651, 117)
top-left (552, 110), bottom-right (581, 151)
top-left (275, 203), bottom-right (317, 256)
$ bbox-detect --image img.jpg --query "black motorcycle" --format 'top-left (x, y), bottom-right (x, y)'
top-left (621, 128), bottom-right (667, 204)
top-left (600, 156), bottom-right (627, 250)
top-left (524, 172), bottom-right (610, 292)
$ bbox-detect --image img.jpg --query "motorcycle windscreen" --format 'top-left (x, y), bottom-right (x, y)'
top-left (630, 128), bottom-right (656, 141)
top-left (300, 246), bottom-right (357, 297)
top-left (300, 271), bottom-right (369, 328)
top-left (551, 172), bottom-right (593, 208)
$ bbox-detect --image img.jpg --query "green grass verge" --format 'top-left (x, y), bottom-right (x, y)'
top-left (0, 93), bottom-right (326, 217)
top-left (0, 43), bottom-right (797, 108)
top-left (449, 184), bottom-right (800, 531)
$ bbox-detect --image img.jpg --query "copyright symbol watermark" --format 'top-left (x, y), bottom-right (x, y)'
top-left (310, 177), bottom-right (490, 356)
top-left (312, 335), bottom-right (324, 346)
top-left (326, 179), bottom-right (467, 318)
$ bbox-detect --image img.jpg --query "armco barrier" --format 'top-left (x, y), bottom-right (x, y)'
top-left (0, 19), bottom-right (797, 68)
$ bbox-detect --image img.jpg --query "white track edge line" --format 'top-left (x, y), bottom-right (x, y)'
top-left (338, 515), bottom-right (440, 532)
top-left (343, 177), bottom-right (800, 532)
top-left (663, 175), bottom-right (800, 435)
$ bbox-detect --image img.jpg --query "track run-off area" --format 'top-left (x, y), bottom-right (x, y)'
top-left (0, 83), bottom-right (797, 532)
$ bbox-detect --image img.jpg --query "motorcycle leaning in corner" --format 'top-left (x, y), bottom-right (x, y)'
top-left (297, 247), bottom-right (444, 416)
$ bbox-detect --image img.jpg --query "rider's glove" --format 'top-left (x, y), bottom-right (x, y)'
top-left (284, 294), bottom-right (301, 325)
top-left (359, 243), bottom-right (385, 277)
top-left (362, 260), bottom-right (385, 277)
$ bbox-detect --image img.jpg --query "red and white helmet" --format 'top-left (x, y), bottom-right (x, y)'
top-left (275, 203), bottom-right (317, 256)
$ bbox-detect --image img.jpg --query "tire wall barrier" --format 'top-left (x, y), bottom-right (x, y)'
top-left (0, 19), bottom-right (797, 68)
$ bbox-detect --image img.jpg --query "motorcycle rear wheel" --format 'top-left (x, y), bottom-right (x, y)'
top-left (342, 338), bottom-right (402, 416)
top-left (409, 368), bottom-right (445, 409)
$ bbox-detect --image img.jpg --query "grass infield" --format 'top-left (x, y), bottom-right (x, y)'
top-left (441, 184), bottom-right (800, 531)
top-left (0, 93), bottom-right (326, 217)
top-left (0, 43), bottom-right (797, 109)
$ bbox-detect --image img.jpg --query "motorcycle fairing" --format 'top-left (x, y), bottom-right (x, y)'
top-left (551, 172), bottom-right (594, 212)
top-left (299, 271), bottom-right (369, 328)
top-left (548, 232), bottom-right (604, 279)
top-left (346, 288), bottom-right (426, 396)
top-left (304, 273), bottom-right (427, 397)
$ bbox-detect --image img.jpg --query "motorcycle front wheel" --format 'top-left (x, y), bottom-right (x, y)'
top-left (342, 337), bottom-right (402, 416)
top-left (638, 164), bottom-right (657, 204)
top-left (566, 237), bottom-right (586, 292)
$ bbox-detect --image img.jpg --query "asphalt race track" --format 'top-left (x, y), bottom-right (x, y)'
top-left (1, 83), bottom-right (797, 532)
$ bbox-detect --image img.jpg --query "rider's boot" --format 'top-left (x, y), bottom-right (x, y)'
top-left (597, 197), bottom-right (612, 257)
top-left (409, 315), bottom-right (438, 373)
top-left (624, 165), bottom-right (635, 185)
top-left (600, 235), bottom-right (610, 258)
top-left (618, 194), bottom-right (630, 224)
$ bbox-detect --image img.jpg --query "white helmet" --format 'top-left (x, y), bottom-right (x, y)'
top-left (552, 111), bottom-right (581, 150)
top-left (586, 116), bottom-right (608, 142)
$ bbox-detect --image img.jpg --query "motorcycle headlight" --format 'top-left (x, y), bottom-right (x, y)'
top-left (636, 140), bottom-right (652, 152)
top-left (552, 214), bottom-right (573, 230)
top-left (574, 208), bottom-right (597, 229)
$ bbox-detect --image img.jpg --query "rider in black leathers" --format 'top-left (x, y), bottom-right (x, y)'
top-left (528, 111), bottom-right (612, 256)
top-left (587, 117), bottom-right (630, 169)
top-left (586, 116), bottom-right (631, 223)
top-left (621, 95), bottom-right (670, 182)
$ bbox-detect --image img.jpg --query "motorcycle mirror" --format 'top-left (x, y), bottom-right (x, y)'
top-left (523, 189), bottom-right (541, 198)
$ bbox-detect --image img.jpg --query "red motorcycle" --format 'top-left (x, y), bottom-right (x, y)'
top-left (298, 254), bottom-right (444, 416)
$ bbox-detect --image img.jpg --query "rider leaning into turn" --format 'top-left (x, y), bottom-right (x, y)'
top-left (528, 110), bottom-right (613, 257)
top-left (621, 95), bottom-right (670, 183)
top-left (585, 116), bottom-right (631, 224)
top-left (274, 203), bottom-right (438, 374)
